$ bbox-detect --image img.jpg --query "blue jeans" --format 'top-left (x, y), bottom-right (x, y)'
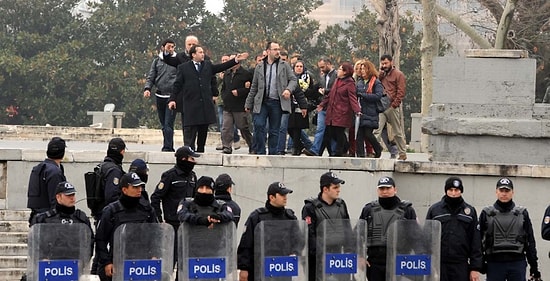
top-left (218, 105), bottom-right (240, 142)
top-left (277, 113), bottom-right (289, 153)
top-left (253, 100), bottom-right (282, 155)
top-left (311, 110), bottom-right (326, 154)
top-left (156, 97), bottom-right (176, 151)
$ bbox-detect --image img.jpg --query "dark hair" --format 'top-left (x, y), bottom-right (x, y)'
top-left (340, 61), bottom-right (354, 77)
top-left (380, 54), bottom-right (393, 61)
top-left (266, 41), bottom-right (279, 50)
top-left (280, 51), bottom-right (288, 56)
top-left (161, 39), bottom-right (175, 47)
top-left (318, 56), bottom-right (332, 65)
top-left (189, 44), bottom-right (202, 56)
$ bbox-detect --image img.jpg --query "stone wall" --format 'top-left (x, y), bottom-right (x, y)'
top-left (422, 52), bottom-right (550, 165)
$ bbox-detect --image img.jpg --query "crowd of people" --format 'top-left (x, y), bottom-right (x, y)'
top-left (143, 35), bottom-right (409, 159)
top-left (26, 136), bottom-right (550, 281)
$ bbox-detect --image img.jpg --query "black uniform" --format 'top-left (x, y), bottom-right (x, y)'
top-left (541, 204), bottom-right (550, 240)
top-left (302, 195), bottom-right (351, 281)
top-left (359, 196), bottom-right (416, 281)
top-left (30, 204), bottom-right (94, 259)
top-left (426, 196), bottom-right (482, 281)
top-left (479, 200), bottom-right (539, 281)
top-left (27, 158), bottom-right (66, 220)
top-left (237, 202), bottom-right (304, 281)
top-left (100, 157), bottom-right (125, 208)
top-left (150, 165), bottom-right (197, 224)
top-left (215, 192), bottom-right (241, 227)
top-left (95, 195), bottom-right (157, 281)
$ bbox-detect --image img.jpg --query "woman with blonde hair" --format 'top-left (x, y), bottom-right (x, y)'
top-left (355, 60), bottom-right (383, 157)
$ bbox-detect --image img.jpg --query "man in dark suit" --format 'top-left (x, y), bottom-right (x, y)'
top-left (168, 45), bottom-right (248, 152)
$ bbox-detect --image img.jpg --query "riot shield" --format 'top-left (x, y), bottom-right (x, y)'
top-left (317, 219), bottom-right (366, 281)
top-left (27, 223), bottom-right (92, 281)
top-left (177, 222), bottom-right (237, 281)
top-left (387, 220), bottom-right (441, 281)
top-left (254, 220), bottom-right (308, 281)
top-left (113, 223), bottom-right (174, 281)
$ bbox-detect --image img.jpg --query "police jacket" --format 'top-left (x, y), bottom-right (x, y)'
top-left (359, 196), bottom-right (416, 264)
top-left (31, 204), bottom-right (94, 258)
top-left (27, 158), bottom-right (66, 211)
top-left (541, 205), bottom-right (550, 240)
top-left (177, 197), bottom-right (234, 225)
top-left (95, 196), bottom-right (157, 266)
top-left (302, 194), bottom-right (351, 256)
top-left (150, 165), bottom-right (196, 223)
top-left (479, 200), bottom-right (538, 268)
top-left (426, 196), bottom-right (482, 270)
top-left (101, 157), bottom-right (125, 207)
top-left (215, 192), bottom-right (241, 227)
top-left (237, 202), bottom-right (303, 280)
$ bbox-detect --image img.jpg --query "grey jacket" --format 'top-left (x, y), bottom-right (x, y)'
top-left (245, 58), bottom-right (297, 114)
top-left (144, 52), bottom-right (177, 97)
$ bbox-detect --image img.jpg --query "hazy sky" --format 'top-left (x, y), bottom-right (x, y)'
top-left (205, 0), bottom-right (224, 14)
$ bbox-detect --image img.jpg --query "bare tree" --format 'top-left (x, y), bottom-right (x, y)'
top-left (372, 0), bottom-right (401, 65)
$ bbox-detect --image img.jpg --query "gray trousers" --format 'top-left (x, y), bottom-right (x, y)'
top-left (221, 111), bottom-right (253, 150)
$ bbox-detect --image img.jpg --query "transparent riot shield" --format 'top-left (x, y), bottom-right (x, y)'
top-left (318, 219), bottom-right (367, 281)
top-left (113, 223), bottom-right (174, 281)
top-left (254, 220), bottom-right (308, 281)
top-left (177, 222), bottom-right (237, 281)
top-left (387, 220), bottom-right (441, 281)
top-left (27, 223), bottom-right (92, 281)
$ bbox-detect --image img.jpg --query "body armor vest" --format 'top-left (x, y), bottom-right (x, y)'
top-left (367, 201), bottom-right (408, 247)
top-left (483, 205), bottom-right (526, 255)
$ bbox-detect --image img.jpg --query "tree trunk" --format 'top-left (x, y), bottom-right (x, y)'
top-left (419, 0), bottom-right (439, 151)
top-left (372, 0), bottom-right (401, 66)
top-left (494, 0), bottom-right (518, 49)
top-left (434, 3), bottom-right (492, 49)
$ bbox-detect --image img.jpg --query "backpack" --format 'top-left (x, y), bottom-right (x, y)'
top-left (84, 162), bottom-right (116, 216)
top-left (26, 163), bottom-right (47, 208)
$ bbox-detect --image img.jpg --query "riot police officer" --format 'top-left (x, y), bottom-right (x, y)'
top-left (302, 172), bottom-right (350, 281)
top-left (479, 178), bottom-right (540, 281)
top-left (426, 177), bottom-right (482, 281)
top-left (95, 172), bottom-right (157, 281)
top-left (177, 176), bottom-right (234, 226)
top-left (237, 182), bottom-right (301, 281)
top-left (214, 173), bottom-right (242, 226)
top-left (359, 176), bottom-right (417, 281)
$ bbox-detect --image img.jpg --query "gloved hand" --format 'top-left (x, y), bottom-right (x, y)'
top-left (530, 267), bottom-right (541, 280)
top-left (197, 216), bottom-right (210, 226)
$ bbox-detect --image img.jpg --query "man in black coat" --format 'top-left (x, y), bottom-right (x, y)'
top-left (220, 61), bottom-right (254, 154)
top-left (168, 45), bottom-right (249, 152)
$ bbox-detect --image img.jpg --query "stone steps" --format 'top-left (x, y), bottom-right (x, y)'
top-left (0, 268), bottom-right (26, 281)
top-left (0, 210), bottom-right (29, 278)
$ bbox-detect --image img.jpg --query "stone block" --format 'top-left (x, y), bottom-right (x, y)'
top-left (428, 103), bottom-right (534, 119)
top-left (0, 150), bottom-right (21, 161)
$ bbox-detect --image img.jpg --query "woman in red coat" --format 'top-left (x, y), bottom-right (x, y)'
top-left (317, 62), bottom-right (361, 157)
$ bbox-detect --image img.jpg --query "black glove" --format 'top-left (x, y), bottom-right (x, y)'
top-left (530, 268), bottom-right (541, 279)
top-left (479, 260), bottom-right (487, 274)
top-left (197, 216), bottom-right (210, 226)
top-left (210, 214), bottom-right (221, 221)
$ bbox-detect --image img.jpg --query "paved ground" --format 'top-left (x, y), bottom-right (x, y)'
top-left (0, 139), bottom-right (430, 161)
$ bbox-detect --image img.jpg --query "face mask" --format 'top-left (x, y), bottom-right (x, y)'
top-left (177, 159), bottom-right (195, 174)
top-left (194, 192), bottom-right (214, 206)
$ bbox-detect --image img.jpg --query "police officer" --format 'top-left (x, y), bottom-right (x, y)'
top-left (302, 172), bottom-right (350, 281)
top-left (150, 145), bottom-right (199, 281)
top-left (479, 178), bottom-right (540, 281)
top-left (177, 176), bottom-right (234, 226)
top-left (426, 177), bottom-right (482, 281)
top-left (359, 176), bottom-right (416, 281)
top-left (27, 137), bottom-right (67, 223)
top-left (98, 137), bottom-right (126, 215)
top-left (237, 182), bottom-right (300, 281)
top-left (31, 181), bottom-right (94, 253)
top-left (129, 158), bottom-right (150, 202)
top-left (95, 172), bottom-right (157, 281)
top-left (214, 173), bottom-right (241, 227)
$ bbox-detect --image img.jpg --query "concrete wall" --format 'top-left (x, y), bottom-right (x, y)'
top-left (423, 55), bottom-right (550, 165)
top-left (3, 148), bottom-right (550, 275)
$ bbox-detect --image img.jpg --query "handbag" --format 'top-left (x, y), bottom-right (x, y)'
top-left (376, 93), bottom-right (391, 113)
